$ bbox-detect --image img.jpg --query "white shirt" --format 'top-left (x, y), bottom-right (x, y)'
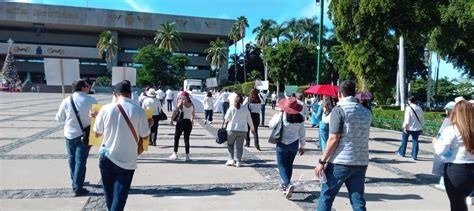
top-left (224, 106), bottom-right (254, 132)
top-left (228, 92), bottom-right (238, 106)
top-left (220, 92), bottom-right (230, 102)
top-left (142, 97), bottom-right (161, 115)
top-left (269, 112), bottom-right (306, 148)
top-left (271, 93), bottom-right (277, 101)
top-left (259, 93), bottom-right (267, 105)
top-left (204, 96), bottom-right (214, 110)
top-left (181, 105), bottom-right (194, 120)
top-left (434, 125), bottom-right (474, 164)
top-left (94, 97), bottom-right (150, 170)
top-left (165, 89), bottom-right (173, 100)
top-left (403, 103), bottom-right (424, 131)
top-left (157, 89), bottom-right (165, 99)
top-left (55, 92), bottom-right (97, 139)
top-left (112, 92), bottom-right (140, 106)
top-left (138, 92), bottom-right (147, 105)
top-left (297, 100), bottom-right (308, 118)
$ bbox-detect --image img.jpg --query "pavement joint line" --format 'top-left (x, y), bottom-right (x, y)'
top-left (0, 108), bottom-right (58, 123)
top-left (0, 96), bottom-right (61, 105)
top-left (0, 124), bottom-right (63, 155)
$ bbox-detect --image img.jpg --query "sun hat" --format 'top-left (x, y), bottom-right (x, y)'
top-left (146, 88), bottom-right (157, 97)
top-left (444, 101), bottom-right (455, 110)
top-left (454, 96), bottom-right (465, 103)
top-left (278, 97), bottom-right (303, 114)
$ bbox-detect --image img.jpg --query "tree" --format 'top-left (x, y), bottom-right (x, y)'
top-left (1, 40), bottom-right (20, 88)
top-left (284, 18), bottom-right (302, 41)
top-left (272, 23), bottom-right (286, 44)
top-left (154, 21), bottom-right (181, 52)
top-left (243, 43), bottom-right (265, 81)
top-left (96, 30), bottom-right (118, 73)
top-left (235, 16), bottom-right (249, 82)
top-left (205, 38), bottom-right (228, 79)
top-left (169, 55), bottom-right (190, 85)
top-left (248, 70), bottom-right (263, 81)
top-left (229, 24), bottom-right (241, 82)
top-left (253, 19), bottom-right (276, 80)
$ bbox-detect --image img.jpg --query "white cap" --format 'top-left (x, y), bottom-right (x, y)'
top-left (469, 100), bottom-right (474, 104)
top-left (454, 96), bottom-right (465, 103)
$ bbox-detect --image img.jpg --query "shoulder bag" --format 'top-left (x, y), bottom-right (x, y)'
top-left (117, 104), bottom-right (144, 155)
top-left (70, 96), bottom-right (90, 146)
top-left (216, 121), bottom-right (229, 144)
top-left (268, 112), bottom-right (284, 144)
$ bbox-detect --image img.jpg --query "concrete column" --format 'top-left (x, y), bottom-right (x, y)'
top-left (26, 72), bottom-right (32, 83)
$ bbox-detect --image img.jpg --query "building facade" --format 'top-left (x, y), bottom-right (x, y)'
top-left (0, 2), bottom-right (233, 85)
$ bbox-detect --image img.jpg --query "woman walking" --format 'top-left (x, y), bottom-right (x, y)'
top-left (433, 100), bottom-right (474, 211)
top-left (244, 89), bottom-right (262, 150)
top-left (170, 92), bottom-right (195, 161)
top-left (204, 91), bottom-right (214, 124)
top-left (309, 98), bottom-right (320, 127)
top-left (224, 95), bottom-right (255, 167)
top-left (318, 96), bottom-right (333, 152)
top-left (269, 97), bottom-right (306, 199)
top-left (141, 88), bottom-right (161, 146)
top-left (271, 91), bottom-right (277, 110)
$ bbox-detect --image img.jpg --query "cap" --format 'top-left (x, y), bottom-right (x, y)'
top-left (444, 101), bottom-right (455, 110)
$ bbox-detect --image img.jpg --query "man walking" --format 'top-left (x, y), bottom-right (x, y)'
top-left (165, 88), bottom-right (174, 112)
top-left (94, 80), bottom-right (150, 211)
top-left (397, 96), bottom-right (424, 160)
top-left (55, 79), bottom-right (97, 196)
top-left (259, 90), bottom-right (268, 126)
top-left (220, 89), bottom-right (230, 118)
top-left (314, 80), bottom-right (372, 211)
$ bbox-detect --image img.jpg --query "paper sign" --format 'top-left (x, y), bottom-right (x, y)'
top-left (44, 58), bottom-right (80, 86)
top-left (89, 104), bottom-right (152, 151)
top-left (206, 78), bottom-right (218, 88)
top-left (256, 80), bottom-right (269, 90)
top-left (112, 67), bottom-right (137, 86)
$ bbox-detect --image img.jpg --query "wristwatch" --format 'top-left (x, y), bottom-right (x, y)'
top-left (318, 158), bottom-right (328, 165)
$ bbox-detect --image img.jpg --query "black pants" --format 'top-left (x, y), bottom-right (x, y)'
top-left (205, 110), bottom-right (213, 122)
top-left (272, 100), bottom-right (276, 110)
top-left (246, 113), bottom-right (260, 146)
top-left (167, 99), bottom-right (173, 112)
top-left (174, 119), bottom-right (192, 154)
top-left (261, 104), bottom-right (266, 125)
top-left (150, 115), bottom-right (159, 145)
top-left (444, 163), bottom-right (474, 211)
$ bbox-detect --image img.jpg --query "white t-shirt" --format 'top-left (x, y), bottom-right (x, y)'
top-left (403, 104), bottom-right (424, 131)
top-left (165, 89), bottom-right (173, 100)
top-left (94, 97), bottom-right (150, 170)
top-left (204, 96), bottom-right (214, 110)
top-left (224, 106), bottom-right (254, 132)
top-left (142, 97), bottom-right (161, 115)
top-left (228, 92), bottom-right (238, 106)
top-left (55, 92), bottom-right (97, 139)
top-left (157, 89), bottom-right (165, 99)
top-left (434, 125), bottom-right (474, 164)
top-left (221, 92), bottom-right (230, 102)
top-left (271, 93), bottom-right (277, 101)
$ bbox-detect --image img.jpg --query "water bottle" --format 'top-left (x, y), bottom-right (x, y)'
top-left (99, 144), bottom-right (108, 157)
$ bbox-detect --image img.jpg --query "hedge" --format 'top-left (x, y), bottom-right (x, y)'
top-left (371, 108), bottom-right (444, 137)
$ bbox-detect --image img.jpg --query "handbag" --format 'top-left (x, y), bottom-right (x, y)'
top-left (158, 109), bottom-right (168, 121)
top-left (117, 104), bottom-right (144, 155)
top-left (70, 96), bottom-right (90, 146)
top-left (216, 121), bottom-right (228, 144)
top-left (268, 112), bottom-right (284, 144)
top-left (173, 108), bottom-right (184, 123)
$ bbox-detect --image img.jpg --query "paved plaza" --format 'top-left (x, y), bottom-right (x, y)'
top-left (0, 92), bottom-right (471, 211)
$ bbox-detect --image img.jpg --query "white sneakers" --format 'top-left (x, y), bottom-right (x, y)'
top-left (169, 153), bottom-right (178, 160)
top-left (235, 161), bottom-right (241, 167)
top-left (185, 154), bottom-right (191, 162)
top-left (225, 160), bottom-right (235, 166)
top-left (285, 185), bottom-right (295, 199)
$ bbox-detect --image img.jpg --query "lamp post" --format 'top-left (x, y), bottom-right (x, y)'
top-left (315, 0), bottom-right (324, 85)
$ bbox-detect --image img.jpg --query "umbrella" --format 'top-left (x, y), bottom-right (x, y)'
top-left (304, 84), bottom-right (338, 97)
top-left (355, 91), bottom-right (373, 100)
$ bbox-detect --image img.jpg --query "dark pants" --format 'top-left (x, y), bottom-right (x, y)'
top-left (159, 99), bottom-right (164, 105)
top-left (150, 115), bottom-right (159, 145)
top-left (271, 100), bottom-right (276, 110)
top-left (246, 113), bottom-right (260, 146)
top-left (398, 130), bottom-right (422, 159)
top-left (65, 136), bottom-right (91, 192)
top-left (167, 99), bottom-right (173, 112)
top-left (276, 141), bottom-right (298, 188)
top-left (205, 110), bottom-right (213, 122)
top-left (260, 104), bottom-right (266, 125)
top-left (444, 163), bottom-right (474, 211)
top-left (99, 157), bottom-right (135, 211)
top-left (222, 102), bottom-right (229, 119)
top-left (318, 163), bottom-right (368, 211)
top-left (174, 119), bottom-right (193, 154)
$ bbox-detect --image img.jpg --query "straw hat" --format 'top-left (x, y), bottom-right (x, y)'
top-left (146, 88), bottom-right (157, 97)
top-left (278, 97), bottom-right (303, 114)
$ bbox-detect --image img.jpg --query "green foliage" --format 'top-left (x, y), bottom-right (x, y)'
top-left (372, 108), bottom-right (444, 136)
top-left (297, 85), bottom-right (310, 95)
top-left (222, 81), bottom-right (255, 95)
top-left (205, 38), bottom-right (228, 76)
top-left (96, 30), bottom-right (117, 71)
top-left (154, 21), bottom-right (181, 52)
top-left (248, 70), bottom-right (263, 81)
top-left (95, 76), bottom-right (111, 86)
top-left (169, 55), bottom-right (190, 85)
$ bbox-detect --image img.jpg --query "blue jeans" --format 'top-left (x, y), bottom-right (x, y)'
top-left (99, 157), bottom-right (135, 211)
top-left (398, 130), bottom-right (422, 159)
top-left (318, 163), bottom-right (367, 211)
top-left (167, 99), bottom-right (173, 112)
top-left (222, 102), bottom-right (229, 119)
top-left (65, 136), bottom-right (91, 192)
top-left (261, 104), bottom-right (266, 125)
top-left (205, 110), bottom-right (213, 122)
top-left (276, 141), bottom-right (299, 188)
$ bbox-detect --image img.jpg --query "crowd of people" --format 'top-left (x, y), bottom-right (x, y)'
top-left (54, 79), bottom-right (473, 211)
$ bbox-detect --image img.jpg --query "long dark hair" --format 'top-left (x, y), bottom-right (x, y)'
top-left (286, 113), bottom-right (304, 123)
top-left (249, 88), bottom-right (261, 104)
top-left (234, 95), bottom-right (244, 109)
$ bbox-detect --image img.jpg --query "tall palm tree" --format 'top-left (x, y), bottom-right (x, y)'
top-left (154, 21), bottom-right (181, 52)
top-left (229, 24), bottom-right (240, 82)
top-left (205, 38), bottom-right (228, 80)
top-left (96, 30), bottom-right (118, 73)
top-left (235, 16), bottom-right (249, 82)
top-left (284, 18), bottom-right (301, 41)
top-left (253, 19), bottom-right (276, 81)
top-left (272, 22), bottom-right (286, 45)
top-left (300, 17), bottom-right (318, 45)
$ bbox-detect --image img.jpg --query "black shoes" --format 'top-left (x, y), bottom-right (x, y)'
top-left (255, 144), bottom-right (261, 151)
top-left (74, 188), bottom-right (90, 197)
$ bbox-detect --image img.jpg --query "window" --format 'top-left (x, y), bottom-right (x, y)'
top-left (123, 49), bottom-right (140, 54)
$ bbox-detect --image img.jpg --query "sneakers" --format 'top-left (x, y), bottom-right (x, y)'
top-left (235, 161), bottom-right (242, 167)
top-left (225, 160), bottom-right (235, 166)
top-left (285, 185), bottom-right (295, 199)
top-left (169, 152), bottom-right (178, 160)
top-left (185, 154), bottom-right (191, 162)
top-left (74, 188), bottom-right (90, 197)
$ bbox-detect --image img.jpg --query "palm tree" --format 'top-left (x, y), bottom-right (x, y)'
top-left (235, 16), bottom-right (249, 82)
top-left (300, 17), bottom-right (318, 45)
top-left (205, 38), bottom-right (228, 80)
top-left (96, 30), bottom-right (118, 73)
top-left (229, 24), bottom-right (240, 82)
top-left (154, 21), bottom-right (181, 52)
top-left (272, 22), bottom-right (286, 45)
top-left (284, 18), bottom-right (301, 41)
top-left (253, 19), bottom-right (276, 81)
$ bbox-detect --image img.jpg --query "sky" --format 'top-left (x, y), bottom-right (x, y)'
top-left (7, 0), bottom-right (467, 81)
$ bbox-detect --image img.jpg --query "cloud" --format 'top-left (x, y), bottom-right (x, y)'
top-left (124, 0), bottom-right (152, 13)
top-left (7, 0), bottom-right (34, 3)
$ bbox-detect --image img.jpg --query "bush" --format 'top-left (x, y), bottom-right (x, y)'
top-left (378, 105), bottom-right (400, 110)
top-left (95, 76), bottom-right (111, 86)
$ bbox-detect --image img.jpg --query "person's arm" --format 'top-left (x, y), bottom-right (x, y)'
top-left (191, 105), bottom-right (196, 125)
top-left (55, 100), bottom-right (67, 122)
top-left (403, 107), bottom-right (410, 132)
top-left (93, 109), bottom-right (105, 138)
top-left (298, 123), bottom-right (306, 155)
top-left (268, 112), bottom-right (281, 129)
top-left (138, 110), bottom-right (151, 139)
top-left (247, 110), bottom-right (255, 133)
top-left (433, 126), bottom-right (453, 156)
top-left (170, 103), bottom-right (182, 125)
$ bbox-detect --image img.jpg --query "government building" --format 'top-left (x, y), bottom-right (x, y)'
top-left (0, 2), bottom-right (234, 86)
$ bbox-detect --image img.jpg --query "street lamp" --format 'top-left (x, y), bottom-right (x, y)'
top-left (315, 0), bottom-right (324, 85)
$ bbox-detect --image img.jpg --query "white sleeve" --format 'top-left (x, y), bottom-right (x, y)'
top-left (268, 113), bottom-right (281, 129)
top-left (299, 123), bottom-right (306, 148)
top-left (434, 127), bottom-right (454, 156)
top-left (55, 100), bottom-right (67, 122)
top-left (138, 110), bottom-right (151, 138)
top-left (403, 107), bottom-right (410, 126)
top-left (93, 108), bottom-right (105, 134)
top-left (247, 110), bottom-right (255, 131)
top-left (224, 107), bottom-right (233, 121)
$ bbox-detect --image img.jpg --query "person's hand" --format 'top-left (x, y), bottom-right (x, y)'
top-left (192, 120), bottom-right (195, 126)
top-left (170, 121), bottom-right (174, 126)
top-left (299, 148), bottom-right (305, 156)
top-left (432, 138), bottom-right (437, 145)
top-left (148, 119), bottom-right (154, 128)
top-left (314, 163), bottom-right (325, 177)
top-left (251, 129), bottom-right (255, 134)
top-left (90, 110), bottom-right (98, 118)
